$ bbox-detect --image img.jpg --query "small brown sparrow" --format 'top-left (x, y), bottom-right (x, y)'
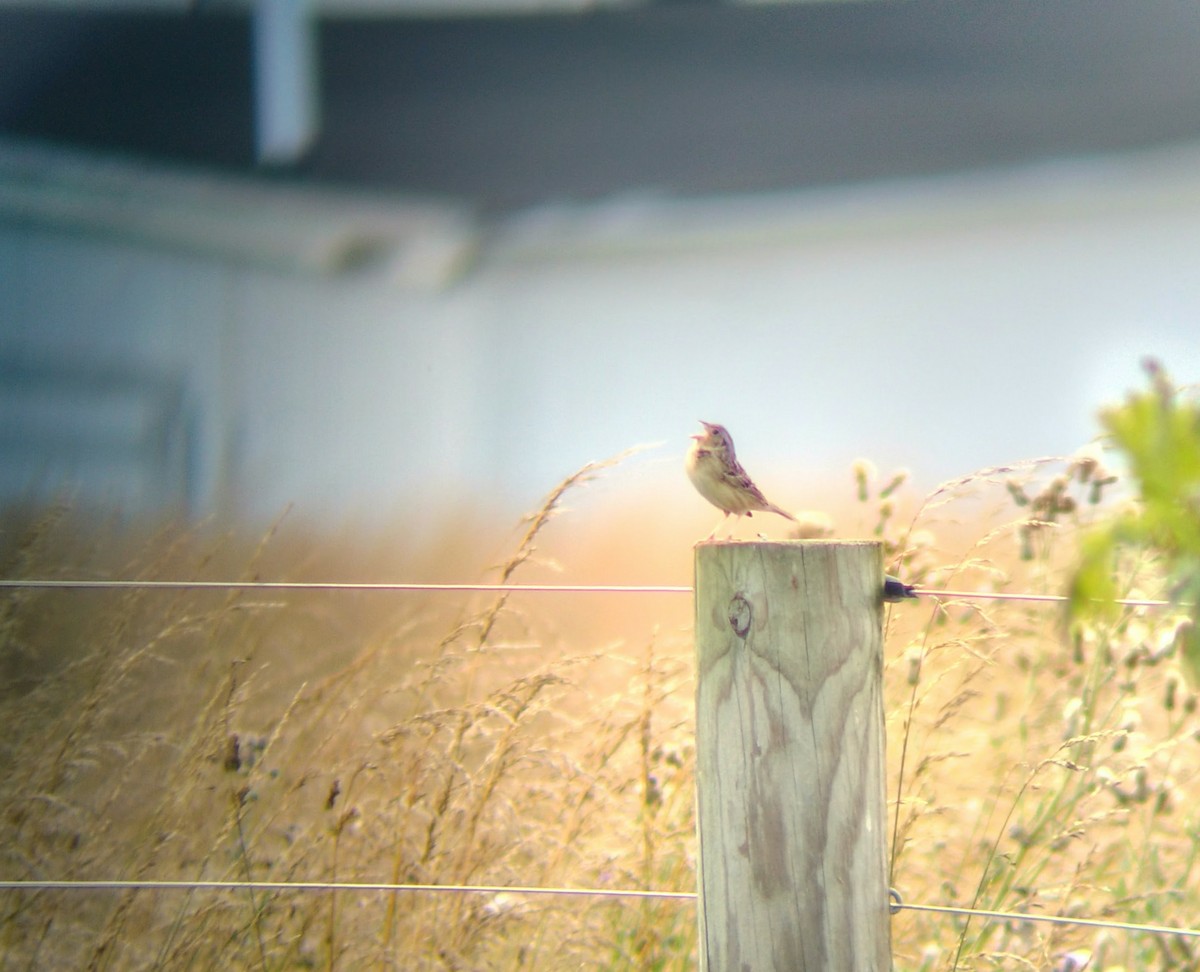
top-left (685, 421), bottom-right (796, 539)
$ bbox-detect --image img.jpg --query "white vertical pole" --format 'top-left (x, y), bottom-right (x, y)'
top-left (253, 0), bottom-right (320, 165)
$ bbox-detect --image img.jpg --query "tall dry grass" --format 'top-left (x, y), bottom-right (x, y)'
top-left (0, 449), bottom-right (1197, 971)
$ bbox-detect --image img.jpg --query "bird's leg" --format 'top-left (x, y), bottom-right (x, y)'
top-left (706, 512), bottom-right (730, 541)
top-left (727, 513), bottom-right (747, 540)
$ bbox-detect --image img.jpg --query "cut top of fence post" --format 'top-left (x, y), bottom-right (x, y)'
top-left (693, 539), bottom-right (890, 972)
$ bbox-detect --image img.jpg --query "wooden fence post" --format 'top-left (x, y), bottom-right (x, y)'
top-left (694, 540), bottom-right (891, 971)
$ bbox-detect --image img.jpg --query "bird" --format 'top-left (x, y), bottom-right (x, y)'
top-left (685, 421), bottom-right (796, 540)
top-left (883, 575), bottom-right (919, 602)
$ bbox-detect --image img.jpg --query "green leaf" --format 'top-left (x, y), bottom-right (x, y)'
top-left (1069, 526), bottom-right (1119, 619)
top-left (1070, 361), bottom-right (1200, 685)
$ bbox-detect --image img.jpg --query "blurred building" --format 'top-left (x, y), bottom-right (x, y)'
top-left (3, 1), bottom-right (1200, 523)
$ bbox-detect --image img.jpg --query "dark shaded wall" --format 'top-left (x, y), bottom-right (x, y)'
top-left (4, 1), bottom-right (1200, 211)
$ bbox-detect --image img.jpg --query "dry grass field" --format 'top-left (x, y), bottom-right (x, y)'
top-left (1, 447), bottom-right (1197, 971)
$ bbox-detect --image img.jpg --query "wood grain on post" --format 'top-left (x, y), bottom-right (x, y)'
top-left (694, 540), bottom-right (890, 971)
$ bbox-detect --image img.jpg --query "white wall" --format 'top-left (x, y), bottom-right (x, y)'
top-left (4, 142), bottom-right (1200, 526)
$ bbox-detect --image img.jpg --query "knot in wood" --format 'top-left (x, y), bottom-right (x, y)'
top-left (727, 594), bottom-right (752, 639)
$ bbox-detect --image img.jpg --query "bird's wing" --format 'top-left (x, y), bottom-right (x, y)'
top-left (720, 459), bottom-right (767, 499)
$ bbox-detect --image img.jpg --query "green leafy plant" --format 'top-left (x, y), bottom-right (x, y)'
top-left (1070, 359), bottom-right (1200, 685)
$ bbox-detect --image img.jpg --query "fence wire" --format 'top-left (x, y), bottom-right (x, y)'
top-left (0, 578), bottom-right (1176, 608)
top-left (2, 879), bottom-right (1197, 942)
